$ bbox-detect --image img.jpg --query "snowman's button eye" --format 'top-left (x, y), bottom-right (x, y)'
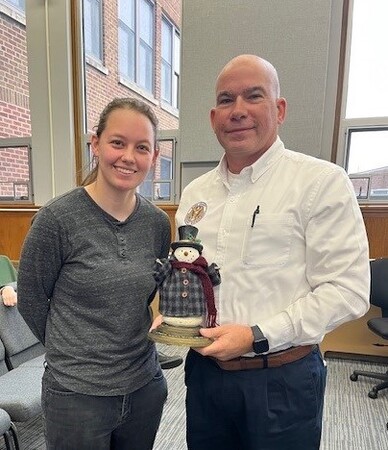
top-left (183, 280), bottom-right (189, 285)
top-left (182, 292), bottom-right (188, 298)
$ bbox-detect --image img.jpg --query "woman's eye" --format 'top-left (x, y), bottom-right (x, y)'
top-left (138, 145), bottom-right (150, 152)
top-left (111, 140), bottom-right (123, 147)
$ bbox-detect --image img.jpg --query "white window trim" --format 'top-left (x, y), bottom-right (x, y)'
top-left (0, 0), bottom-right (25, 25)
top-left (118, 0), bottom-right (155, 94)
top-left (83, 0), bottom-right (103, 62)
top-left (161, 15), bottom-right (180, 109)
top-left (337, 0), bottom-right (388, 171)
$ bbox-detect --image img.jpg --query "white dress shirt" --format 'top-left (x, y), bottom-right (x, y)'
top-left (176, 137), bottom-right (370, 353)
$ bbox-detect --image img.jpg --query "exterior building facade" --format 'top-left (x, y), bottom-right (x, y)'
top-left (0, 0), bottom-right (181, 202)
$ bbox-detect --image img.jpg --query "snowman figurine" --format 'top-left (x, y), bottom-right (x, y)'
top-left (150, 225), bottom-right (221, 347)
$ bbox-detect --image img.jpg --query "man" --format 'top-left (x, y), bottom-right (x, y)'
top-left (175, 54), bottom-right (370, 449)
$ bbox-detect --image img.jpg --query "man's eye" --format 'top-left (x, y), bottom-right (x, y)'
top-left (218, 98), bottom-right (232, 105)
top-left (248, 94), bottom-right (262, 100)
top-left (138, 145), bottom-right (150, 152)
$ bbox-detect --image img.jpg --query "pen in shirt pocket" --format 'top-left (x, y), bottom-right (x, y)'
top-left (251, 205), bottom-right (260, 228)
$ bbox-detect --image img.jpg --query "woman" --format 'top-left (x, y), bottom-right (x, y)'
top-left (18, 98), bottom-right (171, 449)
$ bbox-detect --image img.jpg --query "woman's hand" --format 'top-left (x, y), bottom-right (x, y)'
top-left (1, 285), bottom-right (18, 307)
top-left (150, 314), bottom-right (163, 331)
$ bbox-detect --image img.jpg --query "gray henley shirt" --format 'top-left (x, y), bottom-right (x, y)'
top-left (18, 187), bottom-right (171, 396)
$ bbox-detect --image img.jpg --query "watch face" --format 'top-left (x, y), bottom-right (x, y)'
top-left (253, 338), bottom-right (269, 354)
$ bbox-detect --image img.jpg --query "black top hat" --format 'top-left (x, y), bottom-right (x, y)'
top-left (171, 225), bottom-right (203, 253)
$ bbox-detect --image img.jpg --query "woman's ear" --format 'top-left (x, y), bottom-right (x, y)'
top-left (90, 134), bottom-right (99, 157)
top-left (152, 143), bottom-right (160, 166)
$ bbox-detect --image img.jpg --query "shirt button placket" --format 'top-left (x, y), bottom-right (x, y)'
top-left (118, 233), bottom-right (127, 258)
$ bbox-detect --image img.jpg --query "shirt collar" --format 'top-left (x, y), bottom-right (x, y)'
top-left (216, 136), bottom-right (285, 185)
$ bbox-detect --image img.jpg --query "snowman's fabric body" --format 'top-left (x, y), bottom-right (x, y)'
top-left (153, 246), bottom-right (221, 327)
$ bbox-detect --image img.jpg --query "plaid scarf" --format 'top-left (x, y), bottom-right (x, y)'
top-left (171, 256), bottom-right (218, 327)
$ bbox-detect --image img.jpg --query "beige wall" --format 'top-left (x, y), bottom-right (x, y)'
top-left (178, 0), bottom-right (342, 191)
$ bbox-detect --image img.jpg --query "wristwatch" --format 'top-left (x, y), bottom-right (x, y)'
top-left (251, 325), bottom-right (269, 354)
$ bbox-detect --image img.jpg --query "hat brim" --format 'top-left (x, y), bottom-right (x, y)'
top-left (171, 241), bottom-right (203, 253)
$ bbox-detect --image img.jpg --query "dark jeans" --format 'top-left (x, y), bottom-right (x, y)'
top-left (185, 346), bottom-right (327, 450)
top-left (41, 367), bottom-right (167, 450)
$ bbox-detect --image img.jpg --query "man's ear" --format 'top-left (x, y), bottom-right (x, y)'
top-left (276, 98), bottom-right (287, 125)
top-left (210, 108), bottom-right (216, 132)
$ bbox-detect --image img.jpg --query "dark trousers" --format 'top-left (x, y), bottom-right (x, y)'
top-left (41, 366), bottom-right (167, 450)
top-left (185, 347), bottom-right (327, 450)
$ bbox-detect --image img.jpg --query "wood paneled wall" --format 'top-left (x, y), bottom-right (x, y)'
top-left (0, 204), bottom-right (387, 261)
top-left (361, 206), bottom-right (388, 258)
top-left (0, 207), bottom-right (39, 260)
top-left (0, 205), bottom-right (178, 261)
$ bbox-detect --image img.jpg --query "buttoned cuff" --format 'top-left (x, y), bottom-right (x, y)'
top-left (260, 311), bottom-right (295, 352)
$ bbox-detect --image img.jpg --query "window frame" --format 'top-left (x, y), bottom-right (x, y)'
top-left (0, 137), bottom-right (33, 204)
top-left (158, 155), bottom-right (173, 200)
top-left (137, 135), bottom-right (177, 204)
top-left (1, 0), bottom-right (24, 12)
top-left (161, 14), bottom-right (180, 110)
top-left (336, 0), bottom-right (388, 204)
top-left (83, 0), bottom-right (103, 62)
top-left (118, 0), bottom-right (155, 94)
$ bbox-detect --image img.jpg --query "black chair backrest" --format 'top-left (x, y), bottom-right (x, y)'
top-left (370, 258), bottom-right (388, 317)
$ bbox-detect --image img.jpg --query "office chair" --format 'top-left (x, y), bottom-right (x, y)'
top-left (0, 256), bottom-right (17, 288)
top-left (350, 258), bottom-right (388, 399)
top-left (0, 407), bottom-right (20, 450)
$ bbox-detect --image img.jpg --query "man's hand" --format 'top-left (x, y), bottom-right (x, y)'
top-left (195, 324), bottom-right (254, 361)
top-left (1, 285), bottom-right (17, 307)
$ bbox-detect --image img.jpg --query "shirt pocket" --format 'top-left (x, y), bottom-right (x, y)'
top-left (242, 213), bottom-right (293, 267)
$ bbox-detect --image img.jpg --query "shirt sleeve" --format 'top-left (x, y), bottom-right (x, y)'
top-left (261, 167), bottom-right (371, 351)
top-left (17, 208), bottom-right (65, 344)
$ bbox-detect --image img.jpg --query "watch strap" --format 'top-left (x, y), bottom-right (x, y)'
top-left (251, 325), bottom-right (269, 354)
top-left (251, 324), bottom-right (265, 340)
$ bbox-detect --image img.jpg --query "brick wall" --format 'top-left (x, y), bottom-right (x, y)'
top-left (0, 13), bottom-right (30, 194)
top-left (0, 14), bottom-right (30, 137)
top-left (0, 0), bottom-right (181, 198)
top-left (85, 0), bottom-right (181, 133)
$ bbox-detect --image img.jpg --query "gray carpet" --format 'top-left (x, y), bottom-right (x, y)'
top-left (2, 346), bottom-right (388, 449)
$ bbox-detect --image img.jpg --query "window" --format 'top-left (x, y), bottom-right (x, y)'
top-left (84, 0), bottom-right (102, 61)
top-left (161, 16), bottom-right (180, 108)
top-left (0, 140), bottom-right (32, 202)
top-left (139, 169), bottom-right (153, 201)
top-left (347, 128), bottom-right (388, 201)
top-left (2, 0), bottom-right (24, 11)
top-left (118, 0), bottom-right (155, 93)
top-left (0, 0), bottom-right (31, 204)
top-left (138, 138), bottom-right (175, 203)
top-left (341, 0), bottom-right (388, 202)
top-left (158, 157), bottom-right (172, 199)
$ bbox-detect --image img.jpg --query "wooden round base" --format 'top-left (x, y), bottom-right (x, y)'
top-left (148, 322), bottom-right (212, 348)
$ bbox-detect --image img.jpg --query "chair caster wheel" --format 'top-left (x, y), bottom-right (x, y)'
top-left (350, 373), bottom-right (358, 381)
top-left (368, 390), bottom-right (378, 399)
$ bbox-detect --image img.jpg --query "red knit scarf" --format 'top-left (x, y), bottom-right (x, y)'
top-left (171, 256), bottom-right (218, 327)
